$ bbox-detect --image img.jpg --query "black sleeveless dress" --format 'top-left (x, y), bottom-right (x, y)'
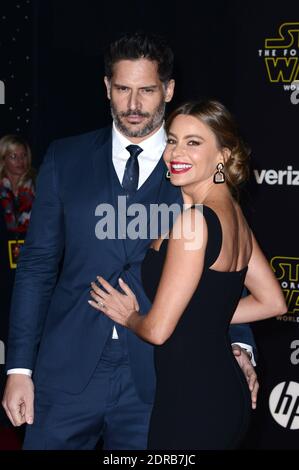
top-left (141, 206), bottom-right (251, 450)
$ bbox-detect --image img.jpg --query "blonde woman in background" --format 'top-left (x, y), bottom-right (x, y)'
top-left (0, 134), bottom-right (35, 245)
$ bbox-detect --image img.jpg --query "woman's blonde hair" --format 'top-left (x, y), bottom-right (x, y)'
top-left (0, 134), bottom-right (35, 186)
top-left (166, 100), bottom-right (250, 196)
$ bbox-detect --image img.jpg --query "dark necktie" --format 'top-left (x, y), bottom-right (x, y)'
top-left (122, 144), bottom-right (143, 194)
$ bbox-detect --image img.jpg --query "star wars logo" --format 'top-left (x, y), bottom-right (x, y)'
top-left (258, 22), bottom-right (299, 104)
top-left (271, 257), bottom-right (299, 323)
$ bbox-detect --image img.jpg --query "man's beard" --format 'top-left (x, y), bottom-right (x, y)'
top-left (110, 100), bottom-right (166, 138)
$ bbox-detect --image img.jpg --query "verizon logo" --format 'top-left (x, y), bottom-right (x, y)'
top-left (254, 166), bottom-right (299, 185)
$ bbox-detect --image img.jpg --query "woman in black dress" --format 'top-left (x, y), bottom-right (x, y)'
top-left (89, 100), bottom-right (286, 449)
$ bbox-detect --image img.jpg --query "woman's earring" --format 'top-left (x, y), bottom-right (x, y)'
top-left (165, 170), bottom-right (171, 179)
top-left (213, 162), bottom-right (225, 184)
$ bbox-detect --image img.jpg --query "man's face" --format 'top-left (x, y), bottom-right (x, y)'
top-left (104, 59), bottom-right (174, 142)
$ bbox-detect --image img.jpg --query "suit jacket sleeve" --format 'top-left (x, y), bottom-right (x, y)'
top-left (6, 142), bottom-right (64, 371)
top-left (228, 287), bottom-right (257, 359)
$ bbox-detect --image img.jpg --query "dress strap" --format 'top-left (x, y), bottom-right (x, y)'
top-left (203, 205), bottom-right (223, 268)
top-left (191, 204), bottom-right (223, 268)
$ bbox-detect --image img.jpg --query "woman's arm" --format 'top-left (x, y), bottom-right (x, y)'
top-left (89, 208), bottom-right (207, 344)
top-left (231, 232), bottom-right (287, 324)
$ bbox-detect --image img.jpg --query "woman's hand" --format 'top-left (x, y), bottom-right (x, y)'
top-left (88, 276), bottom-right (140, 327)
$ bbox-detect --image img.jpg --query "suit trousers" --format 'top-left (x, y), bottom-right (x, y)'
top-left (23, 334), bottom-right (153, 449)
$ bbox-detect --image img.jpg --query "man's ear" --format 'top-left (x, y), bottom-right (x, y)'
top-left (104, 76), bottom-right (111, 100)
top-left (164, 79), bottom-right (175, 103)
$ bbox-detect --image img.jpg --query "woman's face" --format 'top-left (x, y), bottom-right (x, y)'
top-left (164, 114), bottom-right (222, 188)
top-left (4, 144), bottom-right (29, 178)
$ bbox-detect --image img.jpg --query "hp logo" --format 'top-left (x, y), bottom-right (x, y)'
top-left (269, 381), bottom-right (299, 430)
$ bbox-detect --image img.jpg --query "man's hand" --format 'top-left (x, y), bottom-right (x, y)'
top-left (2, 374), bottom-right (34, 426)
top-left (232, 344), bottom-right (259, 409)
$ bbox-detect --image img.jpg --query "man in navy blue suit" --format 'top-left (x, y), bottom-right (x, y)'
top-left (2, 32), bottom-right (258, 449)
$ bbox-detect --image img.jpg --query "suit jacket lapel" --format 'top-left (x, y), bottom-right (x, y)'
top-left (91, 127), bottom-right (129, 267)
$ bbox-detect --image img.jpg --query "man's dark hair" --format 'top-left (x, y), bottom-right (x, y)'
top-left (104, 32), bottom-right (174, 83)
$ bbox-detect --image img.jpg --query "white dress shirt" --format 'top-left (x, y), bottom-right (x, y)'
top-left (112, 121), bottom-right (166, 189)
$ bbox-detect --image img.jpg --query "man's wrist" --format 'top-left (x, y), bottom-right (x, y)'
top-left (241, 348), bottom-right (252, 360)
top-left (231, 342), bottom-right (256, 366)
top-left (7, 368), bottom-right (32, 376)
